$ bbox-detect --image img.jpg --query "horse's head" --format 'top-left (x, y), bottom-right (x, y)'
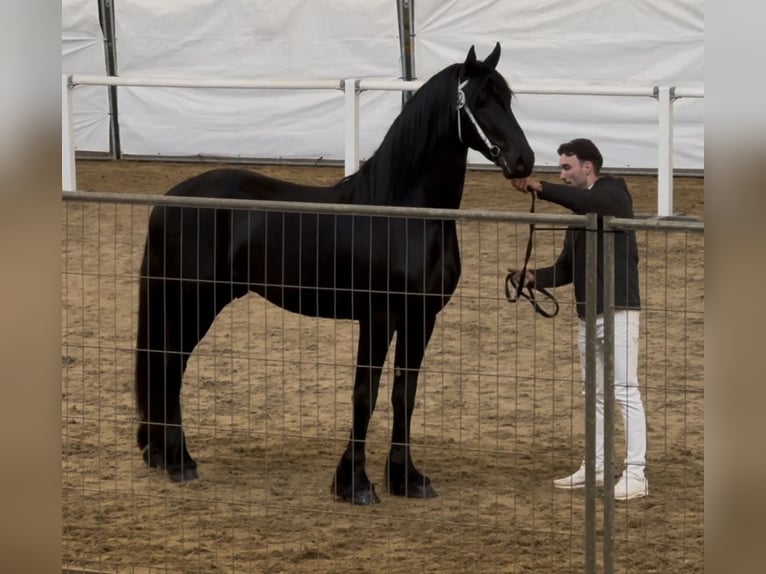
top-left (457, 43), bottom-right (535, 179)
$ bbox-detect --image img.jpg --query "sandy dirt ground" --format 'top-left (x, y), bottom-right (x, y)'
top-left (62, 160), bottom-right (703, 573)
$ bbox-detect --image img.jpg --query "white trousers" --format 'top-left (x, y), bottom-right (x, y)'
top-left (578, 310), bottom-right (646, 477)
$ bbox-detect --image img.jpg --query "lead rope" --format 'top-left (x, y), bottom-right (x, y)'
top-left (504, 191), bottom-right (560, 318)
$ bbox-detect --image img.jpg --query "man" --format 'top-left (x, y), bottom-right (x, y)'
top-left (510, 138), bottom-right (648, 501)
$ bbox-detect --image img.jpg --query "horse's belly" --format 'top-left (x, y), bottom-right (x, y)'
top-left (250, 283), bottom-right (354, 319)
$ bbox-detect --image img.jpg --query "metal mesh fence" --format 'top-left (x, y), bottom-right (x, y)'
top-left (602, 217), bottom-right (704, 573)
top-left (61, 192), bottom-right (703, 573)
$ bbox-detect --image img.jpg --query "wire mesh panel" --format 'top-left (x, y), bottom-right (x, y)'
top-left (603, 218), bottom-right (705, 573)
top-left (61, 185), bottom-right (703, 573)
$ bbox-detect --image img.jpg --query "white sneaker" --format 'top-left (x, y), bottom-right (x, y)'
top-left (614, 473), bottom-right (648, 501)
top-left (553, 463), bottom-right (604, 489)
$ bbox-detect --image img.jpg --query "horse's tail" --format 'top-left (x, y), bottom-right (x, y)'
top-left (134, 237), bottom-right (162, 451)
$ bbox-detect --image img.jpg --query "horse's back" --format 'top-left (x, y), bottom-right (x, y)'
top-left (166, 168), bottom-right (340, 203)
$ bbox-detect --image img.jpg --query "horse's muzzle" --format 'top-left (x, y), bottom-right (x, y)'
top-left (498, 150), bottom-right (534, 179)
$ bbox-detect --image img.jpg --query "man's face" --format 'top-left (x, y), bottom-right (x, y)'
top-left (558, 154), bottom-right (589, 188)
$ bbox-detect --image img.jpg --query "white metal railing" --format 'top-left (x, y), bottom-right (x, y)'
top-left (67, 74), bottom-right (344, 91)
top-left (62, 75), bottom-right (704, 216)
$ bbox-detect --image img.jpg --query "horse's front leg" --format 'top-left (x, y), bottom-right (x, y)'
top-left (386, 307), bottom-right (438, 498)
top-left (332, 314), bottom-right (394, 505)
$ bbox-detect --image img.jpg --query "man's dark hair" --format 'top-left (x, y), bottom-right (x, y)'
top-left (557, 138), bottom-right (603, 174)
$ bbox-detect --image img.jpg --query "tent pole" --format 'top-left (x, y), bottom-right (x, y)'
top-left (98, 0), bottom-right (121, 159)
top-left (396, 0), bottom-right (416, 106)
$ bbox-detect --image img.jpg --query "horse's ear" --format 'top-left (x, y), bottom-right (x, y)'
top-left (464, 45), bottom-right (477, 67)
top-left (484, 42), bottom-right (501, 70)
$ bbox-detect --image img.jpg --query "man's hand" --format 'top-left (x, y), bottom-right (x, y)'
top-left (508, 268), bottom-right (535, 287)
top-left (511, 178), bottom-right (542, 193)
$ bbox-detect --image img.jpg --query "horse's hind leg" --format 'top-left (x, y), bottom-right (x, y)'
top-left (136, 274), bottom-right (196, 481)
top-left (386, 308), bottom-right (438, 499)
top-left (332, 314), bottom-right (394, 505)
top-left (136, 270), bottom-right (235, 482)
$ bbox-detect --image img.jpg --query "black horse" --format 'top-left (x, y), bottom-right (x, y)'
top-left (135, 43), bottom-right (534, 504)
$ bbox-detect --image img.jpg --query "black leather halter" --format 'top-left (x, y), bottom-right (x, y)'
top-left (504, 191), bottom-right (560, 318)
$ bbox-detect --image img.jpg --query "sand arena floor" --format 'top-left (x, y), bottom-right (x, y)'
top-left (61, 161), bottom-right (704, 573)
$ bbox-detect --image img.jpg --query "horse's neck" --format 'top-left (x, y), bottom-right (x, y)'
top-left (409, 141), bottom-right (468, 209)
top-left (350, 124), bottom-right (468, 208)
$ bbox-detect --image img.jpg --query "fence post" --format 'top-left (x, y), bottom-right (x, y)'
top-left (602, 216), bottom-right (616, 574)
top-left (584, 212), bottom-right (599, 574)
top-left (344, 79), bottom-right (360, 177)
top-left (656, 86), bottom-right (675, 216)
top-left (62, 75), bottom-right (77, 192)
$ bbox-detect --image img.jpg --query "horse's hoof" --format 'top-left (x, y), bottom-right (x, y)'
top-left (142, 446), bottom-right (164, 469)
top-left (332, 483), bottom-right (380, 505)
top-left (168, 466), bottom-right (198, 482)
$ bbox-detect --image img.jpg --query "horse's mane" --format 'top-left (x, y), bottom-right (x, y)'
top-left (347, 64), bottom-right (463, 204)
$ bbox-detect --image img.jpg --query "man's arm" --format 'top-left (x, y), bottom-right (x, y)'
top-left (538, 179), bottom-right (632, 216)
top-left (512, 176), bottom-right (633, 217)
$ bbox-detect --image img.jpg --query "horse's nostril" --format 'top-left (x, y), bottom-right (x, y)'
top-left (515, 153), bottom-right (535, 176)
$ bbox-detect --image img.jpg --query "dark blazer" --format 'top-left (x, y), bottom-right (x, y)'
top-left (532, 176), bottom-right (641, 319)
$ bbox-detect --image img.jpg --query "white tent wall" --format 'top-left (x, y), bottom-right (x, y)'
top-left (415, 0), bottom-right (704, 170)
top-left (62, 0), bottom-right (110, 153)
top-left (113, 0), bottom-right (402, 161)
top-left (61, 0), bottom-right (703, 171)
